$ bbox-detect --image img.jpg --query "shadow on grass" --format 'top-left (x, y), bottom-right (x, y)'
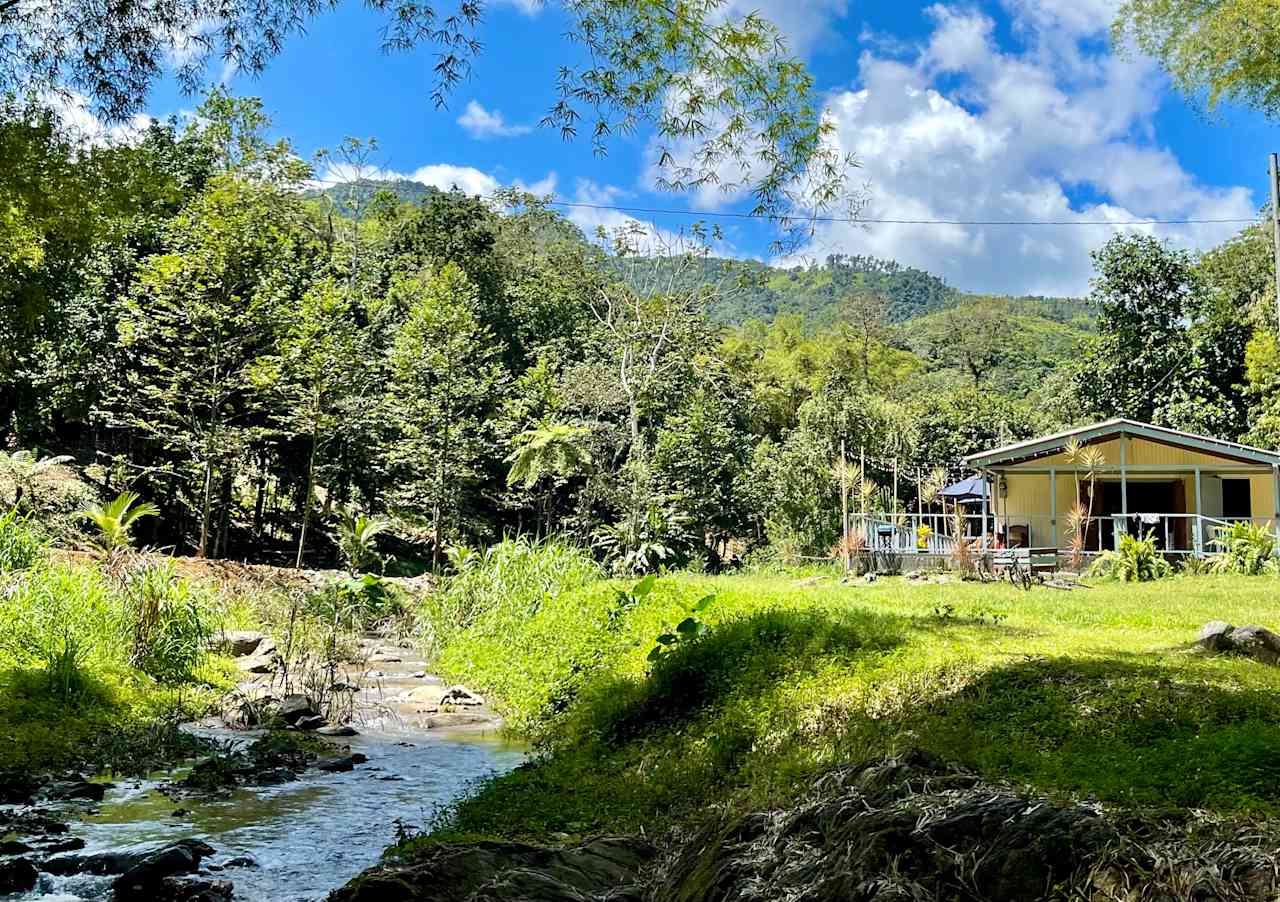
top-left (600, 607), bottom-right (906, 747)
top-left (876, 654), bottom-right (1280, 813)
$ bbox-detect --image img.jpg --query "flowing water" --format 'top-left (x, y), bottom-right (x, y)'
top-left (16, 728), bottom-right (525, 902)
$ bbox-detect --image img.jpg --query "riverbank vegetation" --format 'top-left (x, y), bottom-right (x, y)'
top-left (412, 547), bottom-right (1280, 846)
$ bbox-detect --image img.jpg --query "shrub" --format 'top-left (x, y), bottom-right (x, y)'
top-left (1087, 530), bottom-right (1173, 582)
top-left (1209, 522), bottom-right (1279, 576)
top-left (0, 564), bottom-right (124, 700)
top-left (117, 559), bottom-right (213, 684)
top-left (419, 537), bottom-right (601, 661)
top-left (0, 508), bottom-right (46, 572)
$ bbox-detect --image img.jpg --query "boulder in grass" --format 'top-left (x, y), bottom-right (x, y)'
top-left (1228, 625), bottom-right (1280, 665)
top-left (1198, 621), bottom-right (1235, 652)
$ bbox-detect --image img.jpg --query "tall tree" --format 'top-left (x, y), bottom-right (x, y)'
top-left (254, 278), bottom-right (369, 568)
top-left (386, 263), bottom-right (505, 567)
top-left (107, 176), bottom-right (308, 556)
top-left (0, 1), bottom-right (853, 234)
top-left (1072, 235), bottom-right (1195, 424)
top-left (1114, 0), bottom-right (1280, 116)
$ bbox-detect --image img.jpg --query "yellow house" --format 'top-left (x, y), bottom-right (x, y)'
top-left (964, 419), bottom-right (1280, 556)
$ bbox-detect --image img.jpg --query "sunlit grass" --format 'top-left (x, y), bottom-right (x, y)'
top-left (424, 569), bottom-right (1280, 843)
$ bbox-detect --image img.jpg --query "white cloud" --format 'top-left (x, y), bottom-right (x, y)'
top-left (45, 92), bottom-right (153, 147)
top-left (491, 0), bottom-right (542, 14)
top-left (312, 161), bottom-right (558, 203)
top-left (784, 3), bottom-right (1256, 296)
top-left (457, 100), bottom-right (532, 140)
top-left (721, 0), bottom-right (849, 56)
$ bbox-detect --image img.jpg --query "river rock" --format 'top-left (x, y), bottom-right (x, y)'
top-left (46, 839), bottom-right (215, 879)
top-left (330, 836), bottom-right (655, 902)
top-left (315, 756), bottom-right (358, 773)
top-left (1199, 620), bottom-right (1235, 652)
top-left (318, 724), bottom-right (360, 737)
top-left (0, 771), bottom-right (41, 805)
top-left (295, 714), bottom-right (328, 731)
top-left (39, 779), bottom-right (108, 802)
top-left (0, 857), bottom-right (38, 894)
top-left (0, 839), bottom-right (33, 855)
top-left (152, 876), bottom-right (234, 902)
top-left (211, 630), bottom-right (275, 657)
top-left (112, 839), bottom-right (217, 897)
top-left (0, 809), bottom-right (70, 836)
top-left (653, 750), bottom-right (1121, 902)
top-left (238, 652), bottom-right (277, 674)
top-left (278, 694), bottom-right (319, 724)
top-left (441, 685), bottom-right (485, 707)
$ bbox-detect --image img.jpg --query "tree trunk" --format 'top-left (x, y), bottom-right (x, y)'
top-left (198, 458), bottom-right (214, 558)
top-left (296, 425), bottom-right (319, 569)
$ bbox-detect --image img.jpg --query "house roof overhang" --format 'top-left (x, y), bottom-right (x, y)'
top-left (964, 418), bottom-right (1280, 469)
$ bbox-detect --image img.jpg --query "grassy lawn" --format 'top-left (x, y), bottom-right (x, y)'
top-left (425, 570), bottom-right (1280, 844)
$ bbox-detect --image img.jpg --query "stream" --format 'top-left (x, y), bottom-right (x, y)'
top-left (4, 637), bottom-right (527, 902)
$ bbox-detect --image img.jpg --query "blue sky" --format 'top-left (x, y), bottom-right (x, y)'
top-left (126, 0), bottom-right (1276, 297)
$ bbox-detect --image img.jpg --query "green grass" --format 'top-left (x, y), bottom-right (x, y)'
top-left (0, 517), bottom-right (235, 774)
top-left (423, 569), bottom-right (1280, 844)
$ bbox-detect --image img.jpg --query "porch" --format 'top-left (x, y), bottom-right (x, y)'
top-left (856, 511), bottom-right (1276, 558)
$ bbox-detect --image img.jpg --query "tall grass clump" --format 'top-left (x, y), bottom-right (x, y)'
top-left (117, 558), bottom-right (213, 683)
top-left (0, 564), bottom-right (124, 700)
top-left (0, 508), bottom-right (46, 572)
top-left (419, 537), bottom-right (601, 661)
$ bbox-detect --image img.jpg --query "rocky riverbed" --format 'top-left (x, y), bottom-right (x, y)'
top-left (332, 749), bottom-right (1280, 902)
top-left (0, 633), bottom-right (524, 902)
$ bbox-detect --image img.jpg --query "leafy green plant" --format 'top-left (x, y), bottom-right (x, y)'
top-left (647, 586), bottom-right (716, 665)
top-left (118, 558), bottom-right (212, 683)
top-left (334, 509), bottom-right (391, 574)
top-left (1087, 530), bottom-right (1173, 582)
top-left (1208, 521), bottom-right (1279, 575)
top-left (0, 449), bottom-right (74, 511)
top-left (595, 499), bottom-right (693, 575)
top-left (0, 508), bottom-right (46, 572)
top-left (79, 491), bottom-right (159, 553)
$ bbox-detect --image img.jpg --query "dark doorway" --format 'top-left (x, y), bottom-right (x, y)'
top-left (1223, 479), bottom-right (1252, 519)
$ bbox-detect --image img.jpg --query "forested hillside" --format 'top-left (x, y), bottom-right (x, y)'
top-left (1, 90), bottom-right (1274, 574)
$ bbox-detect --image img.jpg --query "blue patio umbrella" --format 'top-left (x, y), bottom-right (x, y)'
top-left (939, 475), bottom-right (989, 504)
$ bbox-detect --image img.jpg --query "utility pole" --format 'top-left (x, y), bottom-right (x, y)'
top-left (1270, 153), bottom-right (1280, 332)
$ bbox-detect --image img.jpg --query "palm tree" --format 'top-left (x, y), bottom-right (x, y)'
top-left (79, 491), bottom-right (160, 552)
top-left (505, 422), bottom-right (593, 536)
top-left (0, 450), bottom-right (74, 511)
top-left (334, 509), bottom-right (391, 574)
top-left (1064, 438), bottom-right (1106, 567)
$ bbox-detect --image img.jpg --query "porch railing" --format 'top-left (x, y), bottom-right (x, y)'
top-left (850, 513), bottom-right (1278, 557)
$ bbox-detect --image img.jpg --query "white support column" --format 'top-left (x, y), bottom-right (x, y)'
top-left (980, 470), bottom-right (989, 551)
top-left (1119, 432), bottom-right (1129, 540)
top-left (1194, 467), bottom-right (1204, 556)
top-left (1049, 467), bottom-right (1057, 551)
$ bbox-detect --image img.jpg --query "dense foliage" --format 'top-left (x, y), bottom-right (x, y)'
top-left (3, 90), bottom-right (1279, 572)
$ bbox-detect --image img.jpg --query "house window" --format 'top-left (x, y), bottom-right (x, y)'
top-left (1222, 479), bottom-right (1252, 520)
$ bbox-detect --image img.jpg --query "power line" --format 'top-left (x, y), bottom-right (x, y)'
top-left (306, 176), bottom-right (1259, 228)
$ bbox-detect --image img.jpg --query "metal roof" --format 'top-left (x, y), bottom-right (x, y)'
top-left (964, 418), bottom-right (1280, 468)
